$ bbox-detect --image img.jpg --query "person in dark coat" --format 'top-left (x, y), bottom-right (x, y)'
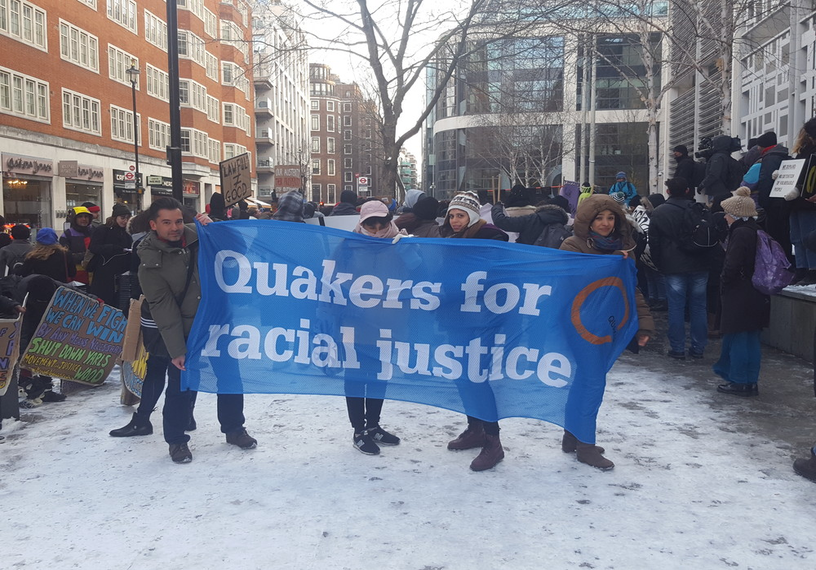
top-left (272, 190), bottom-right (305, 222)
top-left (88, 203), bottom-right (133, 309)
top-left (714, 188), bottom-right (770, 396)
top-left (490, 200), bottom-right (570, 245)
top-left (330, 190), bottom-right (360, 216)
top-left (208, 192), bottom-right (227, 221)
top-left (699, 135), bottom-right (737, 197)
top-left (20, 228), bottom-right (76, 283)
top-left (672, 145), bottom-right (695, 189)
top-left (395, 196), bottom-right (442, 237)
top-left (441, 191), bottom-right (508, 241)
top-left (786, 119), bottom-right (816, 283)
top-left (0, 224), bottom-right (32, 276)
top-left (752, 132), bottom-right (793, 264)
top-left (59, 205), bottom-right (94, 284)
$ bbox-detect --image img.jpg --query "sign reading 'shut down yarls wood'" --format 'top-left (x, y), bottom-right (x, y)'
top-left (20, 287), bottom-right (125, 385)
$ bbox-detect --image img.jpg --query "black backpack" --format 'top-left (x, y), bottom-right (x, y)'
top-left (669, 201), bottom-right (718, 253)
top-left (533, 223), bottom-right (572, 249)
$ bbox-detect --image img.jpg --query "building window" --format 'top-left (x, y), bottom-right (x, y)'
top-left (344, 158), bottom-right (352, 168)
top-left (343, 115), bottom-right (352, 127)
top-left (327, 137), bottom-right (335, 154)
top-left (61, 88), bottom-right (100, 135)
top-left (146, 65), bottom-right (169, 102)
top-left (344, 172), bottom-right (352, 182)
top-left (311, 136), bottom-right (320, 153)
top-left (312, 159), bottom-right (320, 175)
top-left (311, 100), bottom-right (319, 110)
top-left (177, 29), bottom-right (206, 66)
top-left (0, 66), bottom-right (49, 123)
top-left (76, 0), bottom-right (97, 8)
top-left (311, 114), bottom-right (319, 131)
top-left (326, 115), bottom-right (335, 132)
top-left (180, 127), bottom-right (209, 158)
top-left (327, 184), bottom-right (336, 202)
top-left (144, 10), bottom-right (167, 51)
top-left (108, 45), bottom-right (138, 87)
top-left (0, 0), bottom-right (47, 50)
top-left (344, 129), bottom-right (352, 141)
top-left (205, 52), bottom-right (218, 81)
top-left (327, 159), bottom-right (335, 176)
top-left (59, 21), bottom-right (98, 72)
top-left (344, 144), bottom-right (352, 154)
top-left (203, 8), bottom-right (217, 38)
top-left (206, 95), bottom-right (219, 123)
top-left (327, 101), bottom-right (335, 111)
top-left (148, 118), bottom-right (170, 151)
top-left (208, 138), bottom-right (221, 164)
top-left (312, 183), bottom-right (321, 197)
top-left (343, 102), bottom-right (351, 112)
top-left (344, 185), bottom-right (353, 191)
top-left (110, 105), bottom-right (140, 143)
top-left (107, 0), bottom-right (137, 33)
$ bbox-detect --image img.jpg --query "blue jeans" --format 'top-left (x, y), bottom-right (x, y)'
top-left (664, 271), bottom-right (708, 355)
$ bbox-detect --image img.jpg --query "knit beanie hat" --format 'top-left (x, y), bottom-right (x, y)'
top-left (340, 190), bottom-right (357, 205)
top-left (804, 118), bottom-right (816, 139)
top-left (112, 203), bottom-right (131, 218)
top-left (413, 196), bottom-right (439, 221)
top-left (721, 187), bottom-right (758, 218)
top-left (448, 191), bottom-right (481, 227)
top-left (36, 227), bottom-right (58, 245)
top-left (611, 191), bottom-right (626, 205)
top-left (756, 131), bottom-right (777, 148)
top-left (673, 145), bottom-right (688, 155)
top-left (615, 171), bottom-right (627, 180)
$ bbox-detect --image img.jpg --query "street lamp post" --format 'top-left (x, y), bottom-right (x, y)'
top-left (125, 59), bottom-right (142, 212)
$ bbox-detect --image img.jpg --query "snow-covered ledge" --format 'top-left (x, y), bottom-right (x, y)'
top-left (762, 285), bottom-right (816, 361)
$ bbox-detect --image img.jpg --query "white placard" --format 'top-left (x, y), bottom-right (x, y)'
top-left (770, 158), bottom-right (806, 198)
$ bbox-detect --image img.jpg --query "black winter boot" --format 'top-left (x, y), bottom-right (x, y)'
top-left (561, 430), bottom-right (605, 454)
top-left (447, 422), bottom-right (487, 450)
top-left (109, 413), bottom-right (153, 437)
top-left (576, 441), bottom-right (615, 470)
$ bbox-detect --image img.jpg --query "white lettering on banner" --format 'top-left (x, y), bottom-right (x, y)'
top-left (199, 323), bottom-right (572, 388)
top-left (213, 253), bottom-right (552, 316)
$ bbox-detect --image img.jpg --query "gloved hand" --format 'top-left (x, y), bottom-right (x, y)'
top-left (772, 170), bottom-right (779, 180)
top-left (784, 187), bottom-right (801, 201)
top-left (391, 232), bottom-right (411, 244)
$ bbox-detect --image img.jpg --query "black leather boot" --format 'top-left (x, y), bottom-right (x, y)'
top-left (109, 413), bottom-right (153, 437)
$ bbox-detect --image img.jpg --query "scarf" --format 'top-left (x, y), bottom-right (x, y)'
top-left (355, 221), bottom-right (403, 239)
top-left (588, 229), bottom-right (623, 252)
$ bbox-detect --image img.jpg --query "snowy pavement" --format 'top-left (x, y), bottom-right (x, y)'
top-left (2, 350), bottom-right (816, 570)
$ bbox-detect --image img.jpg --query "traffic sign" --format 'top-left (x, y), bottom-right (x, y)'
top-left (128, 165), bottom-right (136, 171)
top-left (124, 172), bottom-right (135, 181)
top-left (358, 176), bottom-right (369, 186)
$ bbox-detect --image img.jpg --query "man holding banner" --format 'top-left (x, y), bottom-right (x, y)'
top-left (138, 198), bottom-right (257, 464)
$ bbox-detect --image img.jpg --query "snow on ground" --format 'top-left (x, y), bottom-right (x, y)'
top-left (1, 356), bottom-right (815, 570)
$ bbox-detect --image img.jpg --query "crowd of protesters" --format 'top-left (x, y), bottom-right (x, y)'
top-left (3, 121), bottom-right (816, 479)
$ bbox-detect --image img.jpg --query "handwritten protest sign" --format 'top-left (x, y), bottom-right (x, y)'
top-left (185, 221), bottom-right (638, 444)
top-left (20, 287), bottom-right (125, 386)
top-left (0, 313), bottom-right (23, 397)
top-left (770, 158), bottom-right (806, 198)
top-left (219, 153), bottom-right (252, 207)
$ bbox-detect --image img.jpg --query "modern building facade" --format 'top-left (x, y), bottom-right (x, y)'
top-left (309, 63), bottom-right (384, 203)
top-left (424, 13), bottom-right (672, 200)
top-left (398, 147), bottom-right (419, 190)
top-left (0, 0), bottom-right (255, 232)
top-left (251, 0), bottom-right (309, 201)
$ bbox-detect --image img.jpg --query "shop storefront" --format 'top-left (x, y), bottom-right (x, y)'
top-left (2, 153), bottom-right (53, 231)
top-left (147, 175), bottom-right (173, 201)
top-left (63, 162), bottom-right (103, 212)
top-left (183, 180), bottom-right (200, 211)
top-left (113, 169), bottom-right (143, 211)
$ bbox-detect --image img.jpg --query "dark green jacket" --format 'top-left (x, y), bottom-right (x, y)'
top-left (137, 225), bottom-right (201, 359)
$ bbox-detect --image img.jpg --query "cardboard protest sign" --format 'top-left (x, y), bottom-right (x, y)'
top-left (121, 336), bottom-right (147, 402)
top-left (770, 158), bottom-right (806, 198)
top-left (219, 153), bottom-right (252, 207)
top-left (0, 313), bottom-right (23, 397)
top-left (20, 287), bottom-right (125, 386)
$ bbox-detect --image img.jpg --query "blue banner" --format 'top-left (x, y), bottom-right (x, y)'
top-left (184, 221), bottom-right (638, 443)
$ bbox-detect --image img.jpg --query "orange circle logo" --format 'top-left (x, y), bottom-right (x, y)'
top-left (570, 277), bottom-right (630, 345)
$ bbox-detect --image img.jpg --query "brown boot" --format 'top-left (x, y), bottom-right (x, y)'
top-left (561, 430), bottom-right (605, 454)
top-left (576, 441), bottom-right (614, 471)
top-left (447, 423), bottom-right (486, 450)
top-left (470, 434), bottom-right (504, 471)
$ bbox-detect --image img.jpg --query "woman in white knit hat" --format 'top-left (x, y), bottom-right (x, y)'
top-left (714, 186), bottom-right (770, 396)
top-left (443, 191), bottom-right (508, 471)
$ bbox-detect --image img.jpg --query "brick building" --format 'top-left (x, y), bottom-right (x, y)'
top-left (309, 63), bottom-right (383, 203)
top-left (0, 0), bottom-right (255, 231)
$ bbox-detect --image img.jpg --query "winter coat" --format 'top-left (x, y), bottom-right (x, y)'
top-left (608, 180), bottom-right (638, 206)
top-left (137, 225), bottom-right (201, 359)
top-left (559, 194), bottom-right (655, 338)
top-left (648, 197), bottom-right (712, 274)
top-left (395, 213), bottom-right (442, 238)
top-left (756, 144), bottom-right (790, 208)
top-left (791, 142), bottom-right (816, 212)
top-left (700, 135), bottom-right (735, 196)
top-left (719, 218), bottom-right (770, 334)
top-left (330, 202), bottom-right (359, 216)
top-left (673, 155), bottom-right (695, 187)
top-left (0, 240), bottom-right (32, 275)
top-left (88, 223), bottom-right (133, 308)
top-left (60, 225), bottom-right (93, 284)
top-left (441, 218), bottom-right (508, 241)
top-left (491, 203), bottom-right (569, 245)
top-left (19, 250), bottom-right (76, 283)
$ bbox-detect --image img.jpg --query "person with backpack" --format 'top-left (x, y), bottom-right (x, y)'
top-left (699, 135), bottom-right (743, 198)
top-left (648, 177), bottom-right (713, 360)
top-left (490, 198), bottom-right (571, 246)
top-left (713, 187), bottom-right (770, 396)
top-left (672, 146), bottom-right (696, 189)
top-left (608, 172), bottom-right (638, 207)
top-left (0, 224), bottom-right (32, 276)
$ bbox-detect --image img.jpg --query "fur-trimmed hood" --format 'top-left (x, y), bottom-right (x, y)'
top-left (572, 194), bottom-right (635, 248)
